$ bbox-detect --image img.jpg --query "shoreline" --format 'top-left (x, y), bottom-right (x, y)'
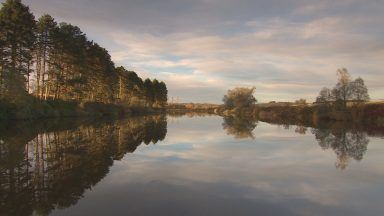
top-left (0, 97), bottom-right (166, 120)
top-left (166, 101), bottom-right (384, 127)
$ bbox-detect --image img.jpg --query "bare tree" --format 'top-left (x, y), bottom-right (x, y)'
top-left (350, 77), bottom-right (369, 102)
top-left (315, 68), bottom-right (370, 106)
top-left (334, 68), bottom-right (352, 107)
top-left (316, 87), bottom-right (333, 103)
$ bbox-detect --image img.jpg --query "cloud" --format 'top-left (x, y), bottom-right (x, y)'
top-left (102, 117), bottom-right (384, 210)
top-left (106, 14), bottom-right (383, 102)
top-left (6, 0), bottom-right (384, 102)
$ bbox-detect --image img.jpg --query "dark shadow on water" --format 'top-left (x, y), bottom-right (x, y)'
top-left (1, 113), bottom-right (383, 215)
top-left (0, 116), bottom-right (167, 216)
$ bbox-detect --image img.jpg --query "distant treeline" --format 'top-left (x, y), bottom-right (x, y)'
top-left (256, 102), bottom-right (384, 126)
top-left (167, 103), bottom-right (220, 113)
top-left (0, 0), bottom-right (167, 119)
top-left (164, 68), bottom-right (383, 126)
top-left (276, 70), bottom-right (380, 125)
top-left (207, 68), bottom-right (382, 126)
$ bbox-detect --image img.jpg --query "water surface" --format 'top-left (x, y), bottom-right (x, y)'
top-left (1, 115), bottom-right (383, 216)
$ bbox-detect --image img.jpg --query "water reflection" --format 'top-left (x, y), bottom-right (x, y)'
top-left (181, 112), bottom-right (378, 170)
top-left (222, 116), bottom-right (258, 139)
top-left (295, 125), bottom-right (308, 134)
top-left (0, 116), bottom-right (167, 216)
top-left (311, 126), bottom-right (369, 170)
top-left (1, 115), bottom-right (383, 215)
top-left (266, 121), bottom-right (375, 170)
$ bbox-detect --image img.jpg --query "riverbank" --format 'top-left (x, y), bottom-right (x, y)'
top-left (0, 96), bottom-right (165, 120)
top-left (167, 102), bottom-right (384, 127)
top-left (255, 102), bottom-right (384, 126)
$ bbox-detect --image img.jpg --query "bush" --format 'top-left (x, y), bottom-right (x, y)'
top-left (0, 96), bottom-right (132, 120)
top-left (223, 87), bottom-right (257, 110)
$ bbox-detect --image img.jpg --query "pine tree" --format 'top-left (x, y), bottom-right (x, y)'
top-left (0, 0), bottom-right (36, 97)
top-left (143, 78), bottom-right (154, 107)
top-left (35, 14), bottom-right (57, 99)
top-left (0, 0), bottom-right (168, 107)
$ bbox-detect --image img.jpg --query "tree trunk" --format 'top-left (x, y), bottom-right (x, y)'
top-left (27, 62), bottom-right (30, 93)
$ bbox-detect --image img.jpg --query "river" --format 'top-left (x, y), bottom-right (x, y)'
top-left (1, 114), bottom-right (383, 215)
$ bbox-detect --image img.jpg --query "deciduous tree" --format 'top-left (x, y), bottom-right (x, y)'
top-left (223, 87), bottom-right (257, 109)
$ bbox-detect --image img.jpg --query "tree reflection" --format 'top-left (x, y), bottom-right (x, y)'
top-left (261, 115), bottom-right (374, 170)
top-left (244, 115), bottom-right (374, 170)
top-left (311, 125), bottom-right (369, 170)
top-left (222, 116), bottom-right (258, 139)
top-left (0, 116), bottom-right (167, 216)
top-left (295, 126), bottom-right (307, 134)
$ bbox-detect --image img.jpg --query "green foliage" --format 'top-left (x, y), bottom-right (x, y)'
top-left (0, 96), bottom-right (55, 119)
top-left (0, 0), bottom-right (168, 119)
top-left (0, 0), bottom-right (36, 96)
top-left (0, 96), bottom-right (134, 120)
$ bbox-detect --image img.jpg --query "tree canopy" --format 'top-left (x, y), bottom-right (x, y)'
top-left (316, 68), bottom-right (369, 106)
top-left (0, 0), bottom-right (167, 107)
top-left (223, 87), bottom-right (257, 109)
top-left (0, 0), bottom-right (36, 97)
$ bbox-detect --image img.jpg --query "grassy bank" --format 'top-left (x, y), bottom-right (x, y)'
top-left (167, 103), bottom-right (220, 113)
top-left (0, 96), bottom-right (165, 120)
top-left (216, 102), bottom-right (384, 127)
top-left (257, 102), bottom-right (384, 126)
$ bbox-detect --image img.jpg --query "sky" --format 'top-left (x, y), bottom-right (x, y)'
top-left (7, 0), bottom-right (384, 103)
